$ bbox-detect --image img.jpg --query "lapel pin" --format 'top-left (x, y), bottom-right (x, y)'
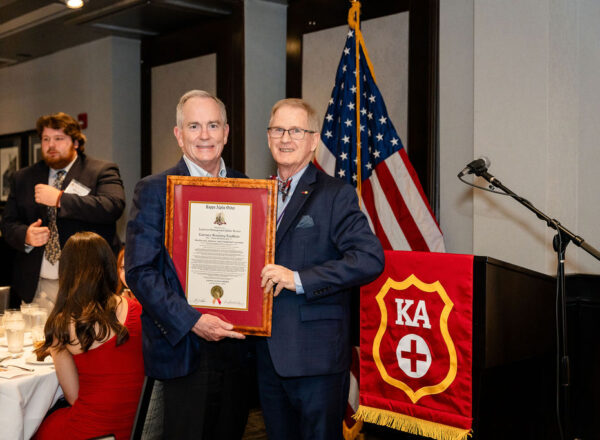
top-left (301, 190), bottom-right (309, 195)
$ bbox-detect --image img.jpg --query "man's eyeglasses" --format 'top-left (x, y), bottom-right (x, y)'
top-left (267, 127), bottom-right (315, 140)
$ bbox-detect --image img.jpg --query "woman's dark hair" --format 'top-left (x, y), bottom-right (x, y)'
top-left (116, 246), bottom-right (126, 294)
top-left (35, 232), bottom-right (128, 356)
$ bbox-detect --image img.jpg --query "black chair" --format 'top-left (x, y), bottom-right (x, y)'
top-left (130, 377), bottom-right (156, 440)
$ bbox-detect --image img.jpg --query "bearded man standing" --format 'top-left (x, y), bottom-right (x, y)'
top-left (1, 112), bottom-right (125, 309)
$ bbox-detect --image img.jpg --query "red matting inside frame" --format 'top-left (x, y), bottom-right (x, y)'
top-left (170, 184), bottom-right (269, 328)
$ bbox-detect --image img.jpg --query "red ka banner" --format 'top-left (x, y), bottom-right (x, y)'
top-left (356, 251), bottom-right (474, 440)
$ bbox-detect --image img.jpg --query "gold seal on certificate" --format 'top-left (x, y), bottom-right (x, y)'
top-left (211, 285), bottom-right (224, 305)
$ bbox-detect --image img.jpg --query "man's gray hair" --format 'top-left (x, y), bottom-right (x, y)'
top-left (176, 90), bottom-right (228, 128)
top-left (269, 98), bottom-right (320, 132)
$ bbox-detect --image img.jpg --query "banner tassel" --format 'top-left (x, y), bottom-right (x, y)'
top-left (354, 405), bottom-right (472, 440)
top-left (342, 419), bottom-right (364, 440)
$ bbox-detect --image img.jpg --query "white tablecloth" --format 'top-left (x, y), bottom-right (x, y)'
top-left (0, 343), bottom-right (63, 440)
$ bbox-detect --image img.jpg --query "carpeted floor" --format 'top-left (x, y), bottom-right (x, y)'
top-left (242, 408), bottom-right (424, 440)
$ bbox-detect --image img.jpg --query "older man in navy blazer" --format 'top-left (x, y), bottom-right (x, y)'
top-left (258, 98), bottom-right (384, 440)
top-left (125, 90), bottom-right (249, 439)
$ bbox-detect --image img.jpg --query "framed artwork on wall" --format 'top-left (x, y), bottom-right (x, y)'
top-left (29, 133), bottom-right (41, 165)
top-left (0, 137), bottom-right (21, 203)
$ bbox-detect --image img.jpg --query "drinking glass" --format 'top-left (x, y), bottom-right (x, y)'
top-left (2, 309), bottom-right (22, 326)
top-left (30, 309), bottom-right (48, 350)
top-left (5, 313), bottom-right (25, 353)
top-left (21, 303), bottom-right (40, 332)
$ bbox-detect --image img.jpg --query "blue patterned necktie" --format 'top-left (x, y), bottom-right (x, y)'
top-left (45, 170), bottom-right (66, 264)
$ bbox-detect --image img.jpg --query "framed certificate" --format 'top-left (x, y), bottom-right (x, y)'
top-left (165, 176), bottom-right (277, 336)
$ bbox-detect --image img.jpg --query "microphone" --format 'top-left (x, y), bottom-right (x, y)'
top-left (458, 156), bottom-right (491, 177)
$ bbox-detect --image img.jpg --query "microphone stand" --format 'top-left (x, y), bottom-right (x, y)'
top-left (467, 167), bottom-right (600, 440)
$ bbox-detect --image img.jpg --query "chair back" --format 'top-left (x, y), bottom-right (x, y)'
top-left (130, 376), bottom-right (156, 440)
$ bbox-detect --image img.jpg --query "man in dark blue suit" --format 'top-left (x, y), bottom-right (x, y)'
top-left (125, 90), bottom-right (249, 439)
top-left (258, 98), bottom-right (384, 440)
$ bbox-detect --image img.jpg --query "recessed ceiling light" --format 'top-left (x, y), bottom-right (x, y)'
top-left (65, 0), bottom-right (85, 9)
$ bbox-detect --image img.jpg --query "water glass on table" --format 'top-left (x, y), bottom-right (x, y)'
top-left (21, 303), bottom-right (40, 332)
top-left (31, 309), bottom-right (48, 352)
top-left (4, 311), bottom-right (26, 354)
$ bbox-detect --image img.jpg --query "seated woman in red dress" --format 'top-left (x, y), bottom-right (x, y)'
top-left (33, 232), bottom-right (145, 440)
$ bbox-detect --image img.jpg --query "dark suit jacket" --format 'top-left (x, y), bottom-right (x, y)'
top-left (265, 162), bottom-right (384, 377)
top-left (1, 154), bottom-right (125, 303)
top-left (125, 158), bottom-right (247, 380)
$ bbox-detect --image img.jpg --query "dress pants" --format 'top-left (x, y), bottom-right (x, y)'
top-left (162, 338), bottom-right (251, 440)
top-left (256, 339), bottom-right (350, 440)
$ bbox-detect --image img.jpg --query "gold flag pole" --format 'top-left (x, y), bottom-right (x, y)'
top-left (348, 1), bottom-right (362, 203)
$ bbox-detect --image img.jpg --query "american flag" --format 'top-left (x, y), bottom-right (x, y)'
top-left (314, 28), bottom-right (445, 252)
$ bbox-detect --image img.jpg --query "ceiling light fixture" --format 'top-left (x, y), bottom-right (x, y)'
top-left (65, 0), bottom-right (85, 9)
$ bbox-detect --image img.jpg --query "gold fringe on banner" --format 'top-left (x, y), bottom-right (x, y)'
top-left (343, 419), bottom-right (364, 440)
top-left (354, 405), bottom-right (472, 440)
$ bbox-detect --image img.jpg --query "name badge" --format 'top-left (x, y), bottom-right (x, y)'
top-left (64, 179), bottom-right (91, 196)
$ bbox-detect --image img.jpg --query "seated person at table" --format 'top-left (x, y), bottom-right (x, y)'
top-left (33, 232), bottom-right (144, 440)
top-left (116, 246), bottom-right (136, 301)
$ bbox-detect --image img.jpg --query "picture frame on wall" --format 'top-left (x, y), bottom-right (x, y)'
top-left (29, 133), bottom-right (41, 165)
top-left (0, 137), bottom-right (20, 203)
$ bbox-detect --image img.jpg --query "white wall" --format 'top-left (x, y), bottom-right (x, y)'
top-left (244, 0), bottom-right (287, 179)
top-left (439, 0), bottom-right (600, 275)
top-left (0, 37), bottom-right (141, 240)
top-left (439, 0), bottom-right (474, 256)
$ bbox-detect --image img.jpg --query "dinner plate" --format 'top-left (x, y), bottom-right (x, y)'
top-left (26, 355), bottom-right (53, 365)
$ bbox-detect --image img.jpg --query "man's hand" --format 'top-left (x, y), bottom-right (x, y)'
top-left (261, 264), bottom-right (295, 296)
top-left (191, 314), bottom-right (245, 342)
top-left (35, 184), bottom-right (61, 207)
top-left (25, 219), bottom-right (50, 247)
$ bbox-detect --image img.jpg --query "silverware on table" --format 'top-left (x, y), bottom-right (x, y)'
top-left (0, 364), bottom-right (35, 372)
top-left (0, 353), bottom-right (22, 363)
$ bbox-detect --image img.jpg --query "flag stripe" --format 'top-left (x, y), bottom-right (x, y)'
top-left (398, 149), bottom-right (440, 223)
top-left (389, 151), bottom-right (445, 251)
top-left (360, 179), bottom-right (394, 250)
top-left (315, 140), bottom-right (336, 175)
top-left (370, 162), bottom-right (422, 250)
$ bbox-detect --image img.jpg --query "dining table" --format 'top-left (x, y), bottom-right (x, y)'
top-left (0, 334), bottom-right (63, 440)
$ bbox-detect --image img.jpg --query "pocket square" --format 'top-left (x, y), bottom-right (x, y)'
top-left (296, 215), bottom-right (314, 229)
